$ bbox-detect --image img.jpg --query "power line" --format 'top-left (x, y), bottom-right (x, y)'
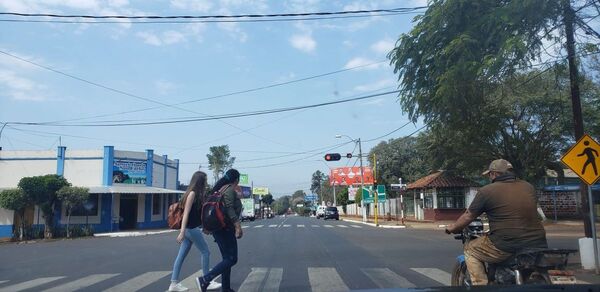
top-left (0, 7), bottom-right (427, 20)
top-left (7, 90), bottom-right (400, 127)
top-left (363, 120), bottom-right (413, 142)
top-left (0, 12), bottom-right (422, 24)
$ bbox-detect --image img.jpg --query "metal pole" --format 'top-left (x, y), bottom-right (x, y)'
top-left (553, 190), bottom-right (558, 223)
top-left (374, 153), bottom-right (378, 226)
top-left (587, 186), bottom-right (599, 274)
top-left (358, 138), bottom-right (366, 222)
top-left (333, 182), bottom-right (336, 207)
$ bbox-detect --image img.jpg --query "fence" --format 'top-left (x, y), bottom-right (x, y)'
top-left (343, 198), bottom-right (405, 220)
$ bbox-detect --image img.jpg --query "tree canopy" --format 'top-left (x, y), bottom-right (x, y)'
top-left (207, 145), bottom-right (235, 183)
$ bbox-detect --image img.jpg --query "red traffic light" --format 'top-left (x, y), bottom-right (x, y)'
top-left (324, 153), bottom-right (342, 161)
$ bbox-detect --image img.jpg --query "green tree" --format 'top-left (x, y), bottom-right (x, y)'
top-left (0, 188), bottom-right (30, 240)
top-left (18, 175), bottom-right (70, 239)
top-left (336, 187), bottom-right (349, 213)
top-left (206, 145), bottom-right (235, 183)
top-left (273, 195), bottom-right (291, 215)
top-left (57, 186), bottom-right (90, 238)
top-left (310, 170), bottom-right (326, 202)
top-left (261, 193), bottom-right (274, 206)
top-left (368, 136), bottom-right (430, 185)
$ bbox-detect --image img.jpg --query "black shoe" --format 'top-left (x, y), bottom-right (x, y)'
top-left (196, 276), bottom-right (209, 292)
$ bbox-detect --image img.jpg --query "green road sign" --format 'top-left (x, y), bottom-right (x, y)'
top-left (239, 174), bottom-right (249, 185)
top-left (362, 186), bottom-right (386, 203)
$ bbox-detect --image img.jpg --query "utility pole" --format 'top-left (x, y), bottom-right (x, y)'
top-left (358, 138), bottom-right (366, 222)
top-left (564, 0), bottom-right (592, 237)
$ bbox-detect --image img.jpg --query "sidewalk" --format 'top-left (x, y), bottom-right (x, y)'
top-left (341, 217), bottom-right (406, 229)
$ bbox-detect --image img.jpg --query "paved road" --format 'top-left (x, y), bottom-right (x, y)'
top-left (0, 216), bottom-right (590, 291)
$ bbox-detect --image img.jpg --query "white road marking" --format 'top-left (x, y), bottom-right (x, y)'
top-left (411, 268), bottom-right (451, 286)
top-left (0, 277), bottom-right (65, 292)
top-left (324, 225), bottom-right (334, 228)
top-left (43, 274), bottom-right (119, 292)
top-left (242, 225), bottom-right (250, 229)
top-left (254, 225), bottom-right (264, 228)
top-left (350, 225), bottom-right (362, 228)
top-left (180, 270), bottom-right (220, 289)
top-left (238, 267), bottom-right (282, 292)
top-left (0, 281), bottom-right (7, 285)
top-left (312, 225), bottom-right (320, 228)
top-left (308, 267), bottom-right (349, 292)
top-left (361, 268), bottom-right (415, 288)
top-left (283, 224), bottom-right (291, 227)
top-left (297, 224), bottom-right (305, 227)
top-left (103, 271), bottom-right (170, 292)
top-left (269, 225), bottom-right (278, 228)
top-left (264, 268), bottom-right (283, 292)
top-left (337, 225), bottom-right (348, 228)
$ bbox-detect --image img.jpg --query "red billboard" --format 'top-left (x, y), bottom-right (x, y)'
top-left (330, 167), bottom-right (374, 186)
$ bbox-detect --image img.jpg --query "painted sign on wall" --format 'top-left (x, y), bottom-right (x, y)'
top-left (113, 159), bottom-right (146, 184)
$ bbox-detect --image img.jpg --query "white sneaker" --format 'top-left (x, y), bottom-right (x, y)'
top-left (168, 282), bottom-right (189, 292)
top-left (207, 281), bottom-right (222, 290)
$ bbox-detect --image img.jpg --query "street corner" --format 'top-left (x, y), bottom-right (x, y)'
top-left (341, 217), bottom-right (407, 229)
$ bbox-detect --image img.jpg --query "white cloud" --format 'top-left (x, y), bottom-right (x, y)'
top-left (354, 78), bottom-right (396, 93)
top-left (285, 0), bottom-right (321, 12)
top-left (155, 80), bottom-right (177, 95)
top-left (371, 38), bottom-right (395, 55)
top-left (290, 34), bottom-right (316, 53)
top-left (344, 57), bottom-right (383, 70)
top-left (0, 70), bottom-right (48, 101)
top-left (136, 30), bottom-right (186, 46)
top-left (170, 0), bottom-right (213, 12)
top-left (218, 22), bottom-right (248, 43)
top-left (361, 98), bottom-right (387, 106)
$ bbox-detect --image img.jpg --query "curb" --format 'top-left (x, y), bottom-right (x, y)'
top-left (94, 229), bottom-right (176, 238)
top-left (342, 218), bottom-right (406, 229)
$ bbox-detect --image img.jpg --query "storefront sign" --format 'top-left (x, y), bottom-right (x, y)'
top-left (113, 159), bottom-right (146, 184)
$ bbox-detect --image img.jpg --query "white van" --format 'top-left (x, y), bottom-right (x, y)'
top-left (316, 206), bottom-right (326, 219)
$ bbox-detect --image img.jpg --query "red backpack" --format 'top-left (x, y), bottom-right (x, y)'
top-left (201, 188), bottom-right (228, 232)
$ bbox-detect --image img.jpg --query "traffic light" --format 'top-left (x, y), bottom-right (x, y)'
top-left (346, 153), bottom-right (353, 158)
top-left (324, 153), bottom-right (341, 161)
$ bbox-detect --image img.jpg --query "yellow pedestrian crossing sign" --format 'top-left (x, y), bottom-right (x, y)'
top-left (561, 134), bottom-right (600, 185)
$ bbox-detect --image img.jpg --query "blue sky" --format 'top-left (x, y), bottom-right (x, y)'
top-left (0, 0), bottom-right (426, 197)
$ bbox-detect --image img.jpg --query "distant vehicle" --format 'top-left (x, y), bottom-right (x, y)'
top-left (324, 207), bottom-right (339, 220)
top-left (267, 213), bottom-right (274, 219)
top-left (316, 206), bottom-right (326, 219)
top-left (240, 198), bottom-right (255, 221)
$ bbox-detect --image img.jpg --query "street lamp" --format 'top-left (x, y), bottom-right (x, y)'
top-left (335, 134), bottom-right (367, 222)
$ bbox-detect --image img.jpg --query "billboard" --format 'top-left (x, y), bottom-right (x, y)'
top-left (240, 186), bottom-right (252, 198)
top-left (239, 174), bottom-right (249, 185)
top-left (112, 159), bottom-right (146, 184)
top-left (330, 167), bottom-right (374, 186)
top-left (252, 187), bottom-right (269, 195)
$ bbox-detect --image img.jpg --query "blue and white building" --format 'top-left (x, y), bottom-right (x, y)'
top-left (0, 146), bottom-right (183, 239)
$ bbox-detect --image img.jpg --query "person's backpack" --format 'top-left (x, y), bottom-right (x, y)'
top-left (167, 201), bottom-right (184, 229)
top-left (201, 189), bottom-right (227, 232)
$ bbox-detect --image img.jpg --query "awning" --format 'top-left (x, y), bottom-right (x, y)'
top-left (87, 185), bottom-right (184, 194)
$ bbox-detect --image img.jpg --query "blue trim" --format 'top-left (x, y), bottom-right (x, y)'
top-left (543, 184), bottom-right (600, 191)
top-left (163, 155), bottom-right (168, 188)
top-left (145, 194), bottom-right (152, 223)
top-left (0, 225), bottom-right (12, 238)
top-left (457, 255), bottom-right (465, 264)
top-left (56, 146), bottom-right (66, 176)
top-left (145, 149), bottom-right (153, 187)
top-left (0, 157), bottom-right (56, 161)
top-left (65, 157), bottom-right (103, 160)
top-left (175, 159), bottom-right (180, 190)
top-left (103, 146), bottom-right (114, 186)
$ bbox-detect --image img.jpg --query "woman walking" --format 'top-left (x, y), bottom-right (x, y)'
top-left (168, 171), bottom-right (221, 292)
top-left (196, 169), bottom-right (243, 292)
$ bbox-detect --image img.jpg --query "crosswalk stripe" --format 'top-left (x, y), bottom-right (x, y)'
top-left (312, 225), bottom-right (320, 227)
top-left (297, 224), bottom-right (305, 227)
top-left (411, 268), bottom-right (451, 286)
top-left (269, 225), bottom-right (277, 227)
top-left (180, 270), bottom-right (221, 289)
top-left (324, 225), bottom-right (334, 228)
top-left (43, 274), bottom-right (119, 292)
top-left (308, 267), bottom-right (349, 292)
top-left (338, 225), bottom-right (348, 228)
top-left (361, 268), bottom-right (415, 288)
top-left (283, 224), bottom-right (291, 227)
top-left (0, 281), bottom-right (7, 285)
top-left (238, 267), bottom-right (283, 292)
top-left (103, 271), bottom-right (170, 292)
top-left (242, 225), bottom-right (250, 229)
top-left (350, 225), bottom-right (362, 228)
top-left (254, 225), bottom-right (264, 228)
top-left (0, 276), bottom-right (65, 292)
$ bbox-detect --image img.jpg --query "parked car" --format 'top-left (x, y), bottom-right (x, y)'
top-left (323, 206), bottom-right (339, 220)
top-left (316, 206), bottom-right (326, 219)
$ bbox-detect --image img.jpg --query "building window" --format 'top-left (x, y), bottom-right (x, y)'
top-left (437, 187), bottom-right (465, 209)
top-left (423, 189), bottom-right (434, 209)
top-left (152, 194), bottom-right (162, 215)
top-left (68, 194), bottom-right (99, 216)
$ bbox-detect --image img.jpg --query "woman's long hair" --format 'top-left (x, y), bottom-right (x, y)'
top-left (182, 171), bottom-right (207, 209)
top-left (211, 169), bottom-right (240, 194)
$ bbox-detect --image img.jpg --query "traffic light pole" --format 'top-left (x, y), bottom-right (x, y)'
top-left (374, 153), bottom-right (378, 226)
top-left (358, 138), bottom-right (366, 223)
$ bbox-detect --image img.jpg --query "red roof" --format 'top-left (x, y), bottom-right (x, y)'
top-left (407, 171), bottom-right (479, 190)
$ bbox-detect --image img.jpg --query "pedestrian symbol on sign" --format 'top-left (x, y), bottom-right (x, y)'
top-left (578, 141), bottom-right (599, 176)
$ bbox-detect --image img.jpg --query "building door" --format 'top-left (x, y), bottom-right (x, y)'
top-left (119, 194), bottom-right (138, 230)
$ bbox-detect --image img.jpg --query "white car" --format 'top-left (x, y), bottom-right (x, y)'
top-left (316, 206), bottom-right (326, 219)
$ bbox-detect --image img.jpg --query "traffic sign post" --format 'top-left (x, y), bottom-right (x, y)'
top-left (561, 133), bottom-right (600, 274)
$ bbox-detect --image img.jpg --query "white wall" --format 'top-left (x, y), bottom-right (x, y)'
top-left (0, 150), bottom-right (57, 188)
top-left (153, 165), bottom-right (165, 188)
top-left (0, 208), bottom-right (14, 225)
top-left (60, 195), bottom-right (102, 225)
top-left (63, 160), bottom-right (103, 186)
top-left (137, 194), bottom-right (145, 223)
top-left (114, 150), bottom-right (146, 160)
top-left (167, 167), bottom-right (178, 189)
top-left (466, 187), bottom-right (479, 207)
